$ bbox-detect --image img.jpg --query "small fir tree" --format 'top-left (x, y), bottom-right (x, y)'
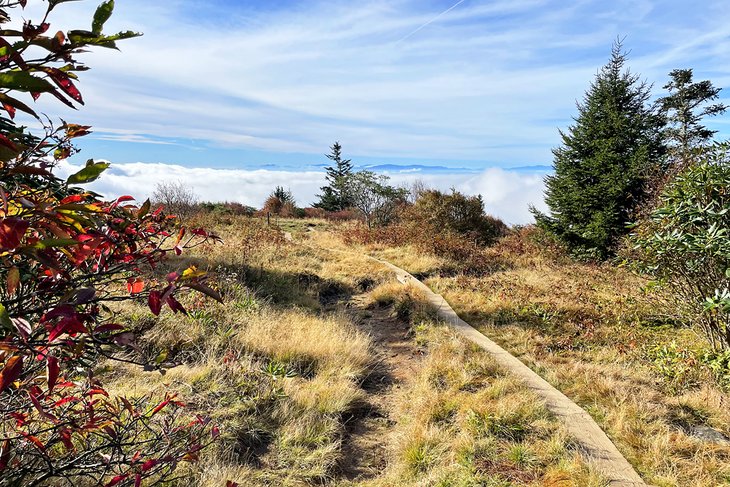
top-left (658, 68), bottom-right (727, 170)
top-left (263, 186), bottom-right (297, 216)
top-left (314, 141), bottom-right (354, 211)
top-left (532, 41), bottom-right (665, 259)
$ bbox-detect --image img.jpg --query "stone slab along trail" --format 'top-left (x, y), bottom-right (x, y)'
top-left (285, 230), bottom-right (647, 486)
top-left (374, 257), bottom-right (647, 487)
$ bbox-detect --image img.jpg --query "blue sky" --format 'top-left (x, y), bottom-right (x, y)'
top-left (14, 0), bottom-right (730, 221)
top-left (26, 0), bottom-right (730, 168)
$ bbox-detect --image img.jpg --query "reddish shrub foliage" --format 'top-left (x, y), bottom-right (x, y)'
top-left (0, 2), bottom-right (221, 484)
top-left (341, 189), bottom-right (510, 275)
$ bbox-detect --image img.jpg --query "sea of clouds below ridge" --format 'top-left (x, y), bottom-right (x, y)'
top-left (56, 160), bottom-right (548, 225)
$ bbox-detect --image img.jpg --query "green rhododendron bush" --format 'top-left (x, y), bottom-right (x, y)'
top-left (0, 1), bottom-right (221, 485)
top-left (632, 142), bottom-right (730, 351)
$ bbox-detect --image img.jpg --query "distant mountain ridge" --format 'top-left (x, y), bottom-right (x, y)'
top-left (303, 163), bottom-right (552, 174)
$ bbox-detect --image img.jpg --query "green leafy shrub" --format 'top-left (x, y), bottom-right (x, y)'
top-left (633, 142), bottom-right (730, 350)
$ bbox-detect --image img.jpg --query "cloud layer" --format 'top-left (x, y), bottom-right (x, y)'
top-left (57, 161), bottom-right (548, 225)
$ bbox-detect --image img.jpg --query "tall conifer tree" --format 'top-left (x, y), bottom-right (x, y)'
top-left (314, 141), bottom-right (354, 211)
top-left (533, 41), bottom-right (665, 258)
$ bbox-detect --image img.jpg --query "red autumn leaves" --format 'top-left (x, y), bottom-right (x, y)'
top-left (0, 218), bottom-right (29, 251)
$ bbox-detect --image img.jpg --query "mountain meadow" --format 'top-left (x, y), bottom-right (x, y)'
top-left (2, 1), bottom-right (730, 487)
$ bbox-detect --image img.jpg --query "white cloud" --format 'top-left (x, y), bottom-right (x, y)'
top-left (57, 161), bottom-right (547, 225)
top-left (57, 160), bottom-right (327, 210)
top-left (457, 168), bottom-right (548, 224)
top-left (7, 0), bottom-right (730, 168)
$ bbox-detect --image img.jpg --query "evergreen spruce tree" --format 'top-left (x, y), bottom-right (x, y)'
top-left (314, 141), bottom-right (354, 211)
top-left (532, 41), bottom-right (665, 259)
top-left (658, 69), bottom-right (727, 170)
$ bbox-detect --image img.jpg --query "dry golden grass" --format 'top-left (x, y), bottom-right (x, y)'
top-left (99, 214), bottom-right (730, 486)
top-left (103, 216), bottom-right (388, 486)
top-left (339, 226), bottom-right (730, 486)
top-left (348, 284), bottom-right (604, 486)
top-left (108, 293), bottom-right (373, 485)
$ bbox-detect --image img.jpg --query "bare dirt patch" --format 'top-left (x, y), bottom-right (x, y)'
top-left (335, 293), bottom-right (424, 481)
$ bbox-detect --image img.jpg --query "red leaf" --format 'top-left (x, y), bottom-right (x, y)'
top-left (53, 396), bottom-right (80, 408)
top-left (151, 400), bottom-right (169, 416)
top-left (42, 305), bottom-right (76, 322)
top-left (0, 356), bottom-right (23, 391)
top-left (86, 388), bottom-right (109, 397)
top-left (0, 218), bottom-right (30, 251)
top-left (105, 474), bottom-right (129, 487)
top-left (0, 134), bottom-right (18, 152)
top-left (48, 88), bottom-right (76, 109)
top-left (2, 103), bottom-right (15, 119)
top-left (148, 291), bottom-right (162, 316)
top-left (114, 195), bottom-right (135, 205)
top-left (60, 194), bottom-right (86, 204)
top-left (21, 433), bottom-right (45, 451)
top-left (126, 278), bottom-right (144, 295)
top-left (47, 356), bottom-right (59, 392)
top-left (28, 391), bottom-right (57, 422)
top-left (166, 295), bottom-right (186, 315)
top-left (211, 425), bottom-right (220, 439)
top-left (59, 429), bottom-right (74, 451)
top-left (46, 68), bottom-right (83, 104)
top-left (48, 316), bottom-right (87, 342)
top-left (226, 482), bottom-right (239, 487)
top-left (141, 459), bottom-right (158, 472)
top-left (31, 92), bottom-right (41, 101)
top-left (134, 474), bottom-right (142, 487)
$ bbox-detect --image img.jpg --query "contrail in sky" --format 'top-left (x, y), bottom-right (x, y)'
top-left (395, 0), bottom-right (468, 44)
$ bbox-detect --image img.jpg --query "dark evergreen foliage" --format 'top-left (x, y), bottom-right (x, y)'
top-left (314, 141), bottom-right (354, 211)
top-left (271, 185), bottom-right (295, 205)
top-left (658, 68), bottom-right (727, 169)
top-left (532, 41), bottom-right (665, 259)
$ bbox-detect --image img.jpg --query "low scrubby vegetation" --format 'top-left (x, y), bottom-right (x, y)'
top-left (631, 142), bottom-right (730, 351)
top-left (340, 188), bottom-right (508, 275)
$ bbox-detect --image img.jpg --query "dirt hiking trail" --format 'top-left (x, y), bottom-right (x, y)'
top-left (286, 231), bottom-right (648, 486)
top-left (334, 293), bottom-right (422, 481)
